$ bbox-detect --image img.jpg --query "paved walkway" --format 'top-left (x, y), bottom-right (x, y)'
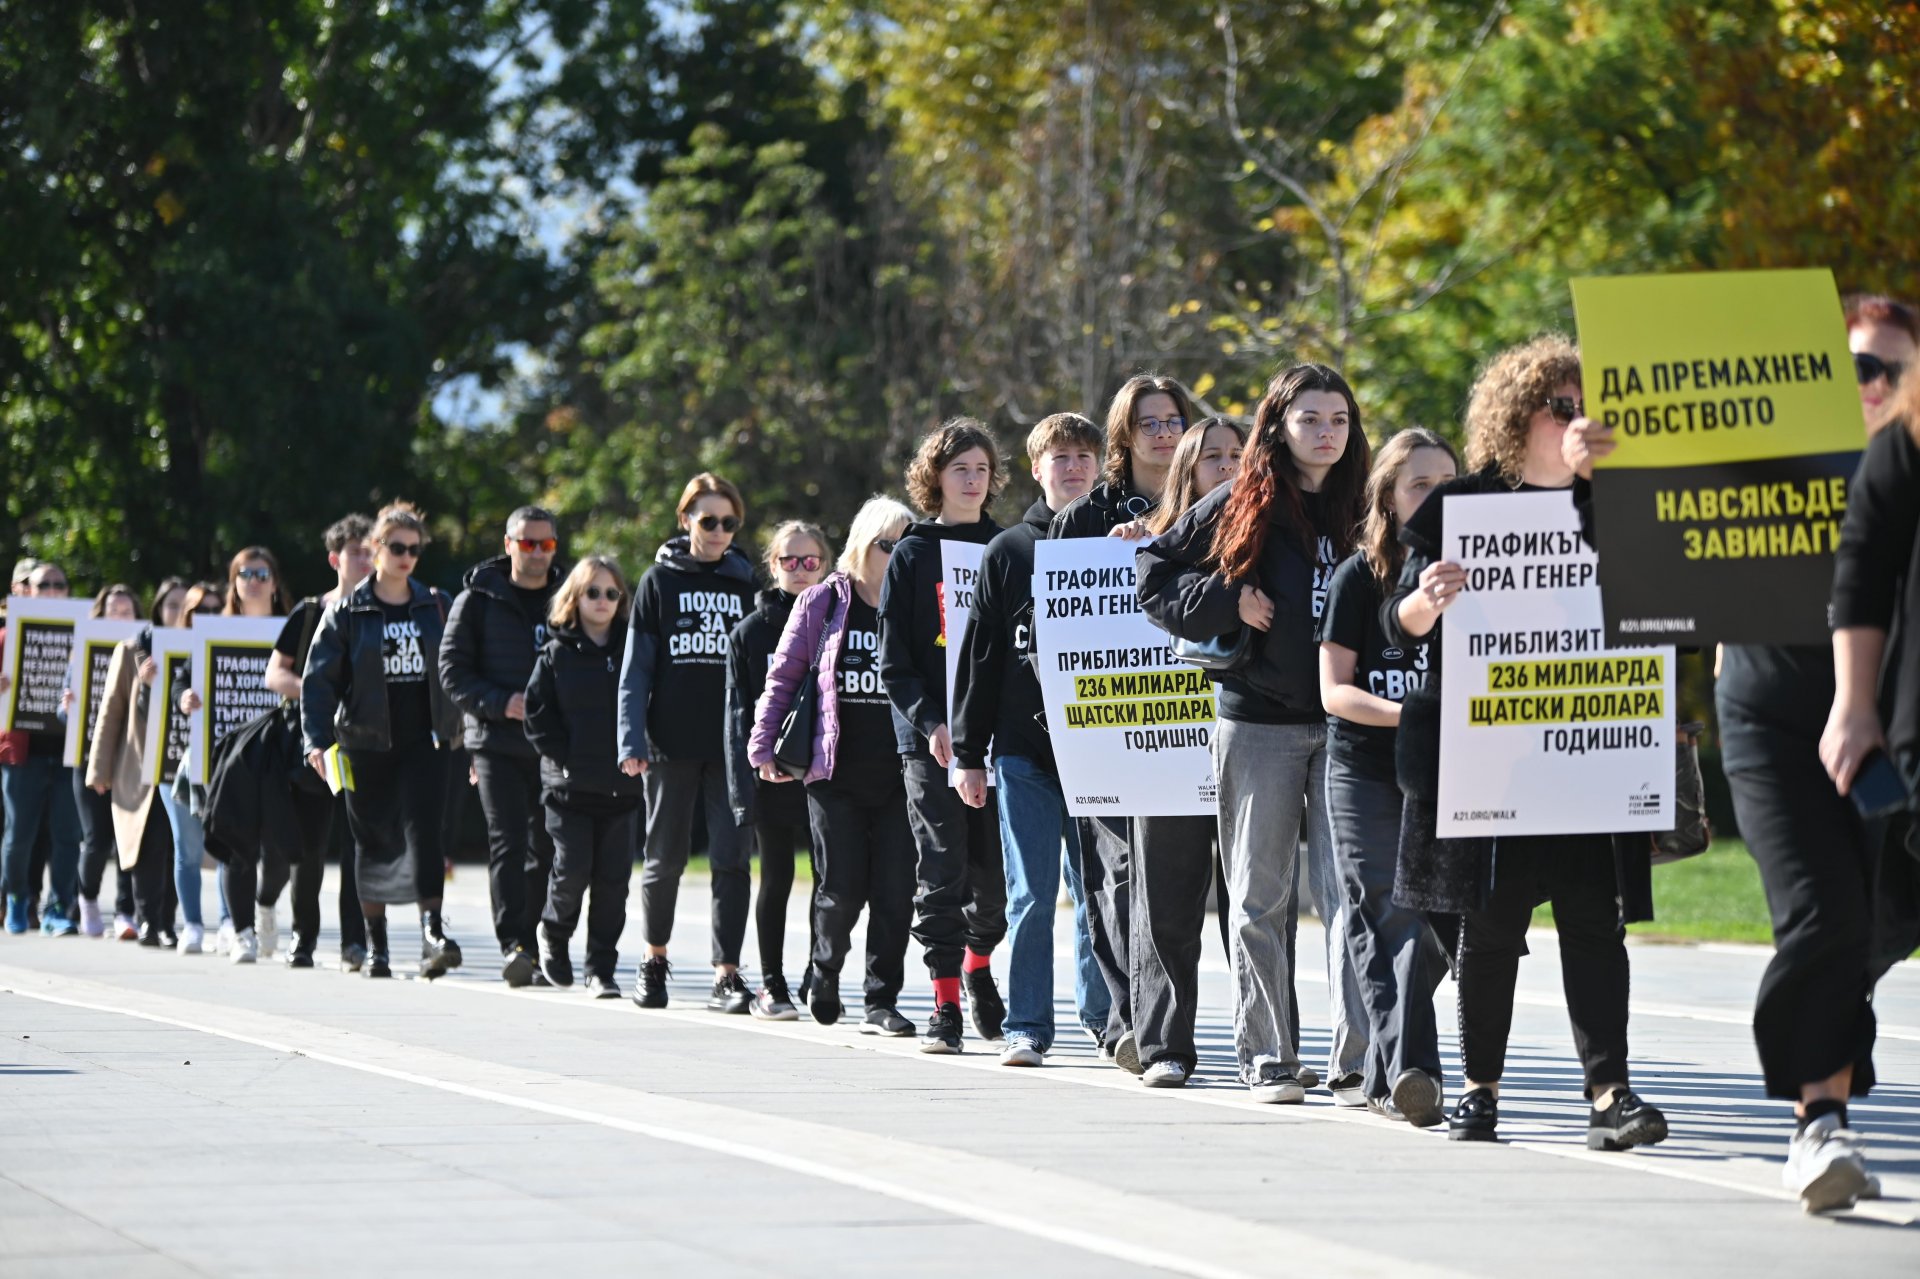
top-left (2, 867), bottom-right (1917, 1277)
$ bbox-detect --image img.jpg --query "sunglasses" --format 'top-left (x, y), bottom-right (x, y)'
top-left (514, 537), bottom-right (558, 553)
top-left (873, 538), bottom-right (899, 555)
top-left (1854, 351), bottom-right (1905, 387)
top-left (1547, 396), bottom-right (1585, 425)
top-left (1135, 415), bottom-right (1188, 438)
top-left (33, 578), bottom-right (69, 591)
top-left (382, 541), bottom-right (421, 558)
top-left (695, 514), bottom-right (741, 534)
top-left (236, 566), bottom-right (273, 583)
top-left (582, 585), bottom-right (623, 603)
top-left (777, 554), bottom-right (823, 572)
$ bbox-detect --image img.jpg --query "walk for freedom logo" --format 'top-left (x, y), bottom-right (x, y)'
top-left (1627, 781), bottom-right (1665, 819)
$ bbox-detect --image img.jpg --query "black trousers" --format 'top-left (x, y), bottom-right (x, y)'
top-left (1725, 718), bottom-right (1880, 1099)
top-left (542, 791), bottom-right (637, 980)
top-left (286, 786), bottom-right (365, 949)
top-left (344, 745), bottom-right (450, 907)
top-left (129, 802), bottom-right (176, 930)
top-left (74, 771), bottom-right (135, 917)
top-left (1078, 814), bottom-right (1133, 1040)
top-left (473, 750), bottom-right (556, 955)
top-left (1130, 814), bottom-right (1216, 1071)
top-left (807, 762), bottom-right (915, 1009)
top-left (641, 757), bottom-right (749, 964)
top-left (223, 838), bottom-right (291, 932)
top-left (901, 752), bottom-right (1007, 980)
top-left (1457, 834), bottom-right (1630, 1094)
top-left (753, 779), bottom-right (814, 981)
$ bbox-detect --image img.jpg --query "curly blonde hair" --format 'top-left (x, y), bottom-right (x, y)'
top-left (904, 417), bottom-right (1008, 516)
top-left (1464, 335), bottom-right (1582, 482)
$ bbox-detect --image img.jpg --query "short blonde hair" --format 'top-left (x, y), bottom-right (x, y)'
top-left (1026, 412), bottom-right (1103, 462)
top-left (838, 496), bottom-right (915, 575)
top-left (1464, 335), bottom-right (1582, 482)
top-left (548, 555), bottom-right (631, 630)
top-left (763, 520), bottom-right (833, 574)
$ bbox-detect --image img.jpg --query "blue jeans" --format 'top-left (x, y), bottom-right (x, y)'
top-left (995, 754), bottom-right (1106, 1051)
top-left (1, 757), bottom-right (81, 909)
top-left (160, 780), bottom-right (228, 929)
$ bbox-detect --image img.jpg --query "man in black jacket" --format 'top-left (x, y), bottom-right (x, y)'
top-left (953, 413), bottom-right (1109, 1067)
top-left (438, 506), bottom-right (563, 987)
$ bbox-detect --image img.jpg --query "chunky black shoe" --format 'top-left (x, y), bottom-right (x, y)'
top-left (963, 968), bottom-right (1006, 1042)
top-left (136, 921), bottom-right (164, 948)
top-left (633, 956), bottom-right (670, 1009)
top-left (339, 941), bottom-right (368, 973)
top-left (420, 921), bottom-right (462, 980)
top-left (1448, 1087), bottom-right (1499, 1142)
top-left (501, 942), bottom-right (535, 989)
top-left (706, 970), bottom-right (751, 1014)
top-left (285, 933), bottom-right (316, 969)
top-left (919, 1002), bottom-right (965, 1054)
top-left (861, 1007), bottom-right (914, 1037)
top-left (365, 918), bottom-right (392, 979)
top-left (585, 972), bottom-right (621, 999)
top-left (1588, 1090), bottom-right (1669, 1152)
top-left (536, 925), bottom-right (573, 989)
top-left (807, 969), bottom-right (843, 1026)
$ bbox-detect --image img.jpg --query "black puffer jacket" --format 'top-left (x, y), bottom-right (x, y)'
top-left (725, 588), bottom-right (799, 826)
top-left (301, 577), bottom-right (460, 755)
top-left (438, 555), bottom-right (560, 757)
top-left (524, 616), bottom-right (643, 801)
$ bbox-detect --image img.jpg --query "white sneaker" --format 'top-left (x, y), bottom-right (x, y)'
top-left (998, 1039), bottom-right (1044, 1067)
top-left (177, 922), bottom-right (205, 955)
top-left (78, 897), bottom-right (105, 937)
top-left (1143, 1060), bottom-right (1189, 1089)
top-left (1784, 1114), bottom-right (1870, 1214)
top-left (257, 905), bottom-right (277, 959)
top-left (216, 921), bottom-right (236, 955)
top-left (113, 913), bottom-right (138, 941)
top-left (1248, 1064), bottom-right (1306, 1104)
top-left (229, 927), bottom-right (258, 965)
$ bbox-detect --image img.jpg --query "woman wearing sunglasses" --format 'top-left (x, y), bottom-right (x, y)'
top-left (750, 497), bottom-right (918, 1035)
top-left (725, 520), bottom-right (832, 1019)
top-left (301, 501), bottom-right (465, 979)
top-left (618, 473), bottom-right (758, 1013)
top-left (524, 556), bottom-right (639, 996)
top-left (1845, 293), bottom-right (1916, 426)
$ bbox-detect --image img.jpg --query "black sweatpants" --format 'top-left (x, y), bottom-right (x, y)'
top-left (1725, 718), bottom-right (1880, 1099)
top-left (901, 751), bottom-right (1007, 980)
top-left (1130, 814), bottom-right (1216, 1071)
top-left (543, 791), bottom-right (638, 981)
top-left (1457, 834), bottom-right (1630, 1095)
top-left (224, 838), bottom-right (291, 933)
top-left (343, 745), bottom-right (450, 907)
top-left (473, 750), bottom-right (556, 956)
top-left (74, 771), bottom-right (135, 917)
top-left (753, 778), bottom-right (814, 981)
top-left (1078, 814), bottom-right (1133, 1041)
top-left (641, 756), bottom-right (749, 965)
top-left (807, 763), bottom-right (915, 1009)
top-left (129, 801), bottom-right (176, 930)
top-left (287, 786), bottom-right (365, 950)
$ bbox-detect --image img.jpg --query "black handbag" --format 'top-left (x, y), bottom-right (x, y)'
top-left (772, 591), bottom-right (839, 780)
top-left (1651, 720), bottom-right (1711, 865)
top-left (1170, 627), bottom-right (1254, 674)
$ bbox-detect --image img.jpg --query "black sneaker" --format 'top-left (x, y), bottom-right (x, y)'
top-left (1588, 1090), bottom-right (1669, 1152)
top-left (707, 969), bottom-right (751, 1014)
top-left (919, 1002), bottom-right (964, 1054)
top-left (1330, 1072), bottom-right (1368, 1108)
top-left (861, 1007), bottom-right (914, 1037)
top-left (536, 925), bottom-right (573, 989)
top-left (419, 917), bottom-right (462, 980)
top-left (585, 972), bottom-right (621, 1000)
top-left (633, 956), bottom-right (670, 1009)
top-left (339, 941), bottom-right (367, 973)
top-left (502, 942), bottom-right (535, 988)
top-left (751, 975), bottom-right (799, 1021)
top-left (1448, 1087), bottom-right (1498, 1142)
top-left (808, 969), bottom-right (843, 1026)
top-left (136, 922), bottom-right (164, 948)
top-left (286, 934), bottom-right (316, 968)
top-left (963, 967), bottom-right (1006, 1042)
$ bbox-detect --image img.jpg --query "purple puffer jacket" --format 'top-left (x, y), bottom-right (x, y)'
top-left (748, 572), bottom-right (855, 784)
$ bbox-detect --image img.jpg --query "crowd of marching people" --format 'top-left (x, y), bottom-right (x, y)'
top-left (3, 298), bottom-right (1917, 1216)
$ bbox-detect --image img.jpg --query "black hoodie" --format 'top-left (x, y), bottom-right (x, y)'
top-left (877, 515), bottom-right (1002, 755)
top-left (438, 554), bottom-right (562, 757)
top-left (616, 535), bottom-right (756, 763)
top-left (953, 500), bottom-right (1055, 772)
top-left (525, 616), bottom-right (645, 802)
top-left (724, 588), bottom-right (800, 826)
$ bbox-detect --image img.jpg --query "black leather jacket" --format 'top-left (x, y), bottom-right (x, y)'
top-left (300, 577), bottom-right (461, 755)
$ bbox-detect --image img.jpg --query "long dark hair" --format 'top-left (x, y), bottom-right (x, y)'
top-left (1211, 364), bottom-right (1369, 582)
top-left (1148, 417), bottom-right (1248, 536)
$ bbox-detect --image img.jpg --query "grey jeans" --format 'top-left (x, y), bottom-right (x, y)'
top-left (1214, 718), bottom-right (1367, 1084)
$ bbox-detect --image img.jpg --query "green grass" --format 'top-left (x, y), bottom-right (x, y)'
top-left (1531, 838), bottom-right (1774, 945)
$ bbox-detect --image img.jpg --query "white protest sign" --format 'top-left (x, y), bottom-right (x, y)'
top-left (64, 618), bottom-right (141, 770)
top-left (2, 597), bottom-right (91, 739)
top-left (1437, 491), bottom-right (1674, 837)
top-left (1034, 539), bottom-right (1217, 816)
top-left (187, 616), bottom-right (285, 783)
top-left (142, 628), bottom-right (196, 787)
top-left (940, 540), bottom-right (992, 788)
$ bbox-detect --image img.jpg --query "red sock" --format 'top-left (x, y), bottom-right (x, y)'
top-left (933, 976), bottom-right (962, 1007)
top-left (962, 948), bottom-right (993, 974)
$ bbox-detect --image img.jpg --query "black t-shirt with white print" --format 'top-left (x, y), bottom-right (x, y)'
top-left (378, 597), bottom-right (432, 748)
top-left (835, 594), bottom-right (893, 762)
top-left (1316, 551), bottom-right (1431, 780)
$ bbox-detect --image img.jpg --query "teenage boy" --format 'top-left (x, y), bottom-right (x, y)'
top-left (953, 413), bottom-right (1111, 1066)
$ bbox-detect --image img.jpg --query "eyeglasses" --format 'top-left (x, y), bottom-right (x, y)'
top-left (777, 555), bottom-right (823, 572)
top-left (873, 538), bottom-right (899, 554)
top-left (1547, 396), bottom-right (1585, 425)
top-left (236, 567), bottom-right (272, 583)
top-left (582, 586), bottom-right (623, 603)
top-left (1135, 415), bottom-right (1188, 438)
top-left (382, 541), bottom-right (421, 558)
top-left (514, 537), bottom-right (558, 554)
top-left (1855, 351), bottom-right (1905, 387)
top-left (695, 514), bottom-right (741, 534)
